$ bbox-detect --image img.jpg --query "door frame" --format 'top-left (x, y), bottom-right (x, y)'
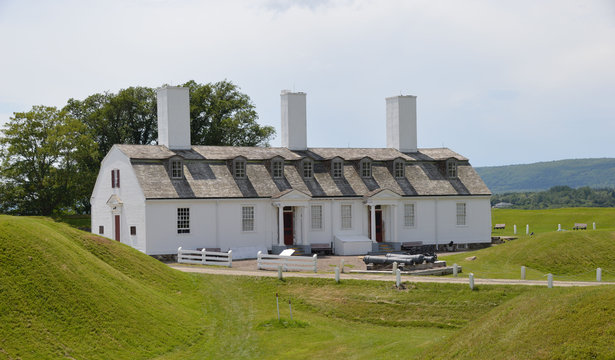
top-left (283, 206), bottom-right (294, 245)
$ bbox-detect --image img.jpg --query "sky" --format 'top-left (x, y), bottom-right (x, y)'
top-left (1, 0), bottom-right (614, 167)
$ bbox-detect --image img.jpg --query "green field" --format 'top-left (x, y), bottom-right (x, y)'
top-left (3, 212), bottom-right (615, 359)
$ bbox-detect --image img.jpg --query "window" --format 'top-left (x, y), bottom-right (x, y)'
top-left (242, 206), bottom-right (255, 232)
top-left (447, 160), bottom-right (457, 179)
top-left (311, 205), bottom-right (322, 230)
top-left (171, 160), bottom-right (183, 179)
top-left (177, 208), bottom-right (190, 234)
top-left (404, 204), bottom-right (415, 227)
top-left (303, 159), bottom-right (313, 178)
top-left (130, 226), bottom-right (136, 235)
top-left (272, 160), bottom-right (284, 179)
top-left (360, 159), bottom-right (372, 178)
top-left (341, 204), bottom-right (352, 229)
top-left (394, 160), bottom-right (405, 179)
top-left (332, 160), bottom-right (343, 178)
top-left (234, 158), bottom-right (246, 179)
top-left (111, 169), bottom-right (120, 188)
top-left (99, 226), bottom-right (104, 234)
top-left (456, 203), bottom-right (466, 226)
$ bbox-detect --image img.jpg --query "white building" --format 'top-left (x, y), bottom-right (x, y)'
top-left (91, 86), bottom-right (492, 259)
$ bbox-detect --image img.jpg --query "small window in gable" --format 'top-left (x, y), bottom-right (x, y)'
top-left (171, 159), bottom-right (183, 179)
top-left (111, 169), bottom-right (120, 188)
top-left (99, 226), bottom-right (104, 234)
top-left (331, 159), bottom-right (343, 179)
top-left (447, 159), bottom-right (457, 179)
top-left (272, 159), bottom-right (284, 179)
top-left (233, 158), bottom-right (246, 179)
top-left (394, 159), bottom-right (405, 179)
top-left (302, 159), bottom-right (313, 179)
top-left (360, 158), bottom-right (372, 178)
top-left (130, 226), bottom-right (136, 236)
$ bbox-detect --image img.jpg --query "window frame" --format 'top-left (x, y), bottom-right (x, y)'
top-left (242, 205), bottom-right (255, 232)
top-left (233, 157), bottom-right (247, 179)
top-left (311, 204), bottom-right (323, 230)
top-left (404, 203), bottom-right (415, 228)
top-left (111, 169), bottom-right (120, 188)
top-left (170, 159), bottom-right (183, 179)
top-left (272, 159), bottom-right (284, 179)
top-left (447, 159), bottom-right (458, 179)
top-left (177, 207), bottom-right (190, 234)
top-left (99, 225), bottom-right (104, 235)
top-left (394, 159), bottom-right (405, 179)
top-left (341, 204), bottom-right (352, 230)
top-left (456, 202), bottom-right (467, 226)
top-left (302, 159), bottom-right (314, 179)
top-left (331, 159), bottom-right (343, 179)
top-left (360, 158), bottom-right (372, 178)
top-left (130, 226), bottom-right (137, 236)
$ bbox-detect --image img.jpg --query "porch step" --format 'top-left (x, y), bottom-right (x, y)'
top-left (289, 247), bottom-right (306, 256)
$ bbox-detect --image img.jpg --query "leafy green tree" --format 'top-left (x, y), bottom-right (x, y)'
top-left (0, 106), bottom-right (98, 215)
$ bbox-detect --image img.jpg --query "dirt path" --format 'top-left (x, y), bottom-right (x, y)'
top-left (169, 263), bottom-right (615, 288)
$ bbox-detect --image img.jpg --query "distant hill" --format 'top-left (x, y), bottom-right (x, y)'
top-left (475, 158), bottom-right (615, 193)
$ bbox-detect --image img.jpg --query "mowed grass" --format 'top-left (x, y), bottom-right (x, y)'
top-left (0, 215), bottom-right (527, 359)
top-left (442, 207), bottom-right (615, 281)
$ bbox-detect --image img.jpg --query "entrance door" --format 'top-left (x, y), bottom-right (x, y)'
top-left (114, 215), bottom-right (120, 242)
top-left (368, 205), bottom-right (384, 242)
top-left (283, 207), bottom-right (294, 245)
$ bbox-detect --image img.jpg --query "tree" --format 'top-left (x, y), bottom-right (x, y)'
top-left (0, 106), bottom-right (98, 215)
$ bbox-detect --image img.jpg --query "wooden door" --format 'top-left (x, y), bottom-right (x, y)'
top-left (114, 215), bottom-right (120, 242)
top-left (375, 207), bottom-right (383, 242)
top-left (283, 208), bottom-right (294, 245)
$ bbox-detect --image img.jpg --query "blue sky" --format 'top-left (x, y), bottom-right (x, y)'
top-left (1, 0), bottom-right (614, 166)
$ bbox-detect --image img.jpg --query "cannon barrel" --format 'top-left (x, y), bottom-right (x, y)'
top-left (363, 255), bottom-right (422, 266)
top-left (385, 253), bottom-right (424, 264)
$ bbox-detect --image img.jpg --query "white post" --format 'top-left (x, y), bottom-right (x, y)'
top-left (177, 247), bottom-right (182, 263)
top-left (278, 205), bottom-right (284, 246)
top-left (453, 263), bottom-right (458, 277)
top-left (278, 266), bottom-right (283, 280)
top-left (340, 259), bottom-right (345, 273)
top-left (469, 273), bottom-right (474, 290)
top-left (597, 268), bottom-right (602, 282)
top-left (276, 293), bottom-right (280, 320)
top-left (227, 250), bottom-right (233, 268)
top-left (257, 251), bottom-right (262, 270)
top-left (526, 224), bottom-right (529, 235)
top-left (335, 266), bottom-right (340, 283)
top-left (593, 222), bottom-right (596, 230)
top-left (514, 224), bottom-right (517, 235)
top-left (558, 224), bottom-right (561, 231)
top-left (396, 268), bottom-right (401, 288)
top-left (547, 273), bottom-right (553, 288)
top-left (392, 261), bottom-right (398, 275)
top-left (521, 266), bottom-right (526, 280)
top-left (370, 205), bottom-right (376, 242)
top-left (201, 248), bottom-right (207, 265)
top-left (313, 254), bottom-right (318, 273)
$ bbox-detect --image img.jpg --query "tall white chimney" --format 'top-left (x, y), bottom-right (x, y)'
top-left (280, 90), bottom-right (307, 151)
top-left (157, 86), bottom-right (191, 150)
top-left (386, 95), bottom-right (417, 153)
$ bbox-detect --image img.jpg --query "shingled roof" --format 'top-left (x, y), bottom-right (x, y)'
top-left (116, 145), bottom-right (490, 199)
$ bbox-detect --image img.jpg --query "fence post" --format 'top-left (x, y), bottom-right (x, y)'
top-left (340, 259), bottom-right (345, 274)
top-left (593, 222), bottom-right (596, 230)
top-left (547, 273), bottom-right (553, 288)
top-left (526, 224), bottom-right (529, 235)
top-left (558, 224), bottom-right (561, 231)
top-left (396, 268), bottom-right (401, 288)
top-left (313, 254), bottom-right (318, 273)
top-left (392, 261), bottom-right (398, 275)
top-left (257, 251), bottom-right (262, 270)
top-left (227, 250), bottom-right (233, 268)
top-left (453, 263), bottom-right (458, 277)
top-left (597, 268), bottom-right (602, 282)
top-left (278, 266), bottom-right (283, 280)
top-left (177, 247), bottom-right (182, 263)
top-left (514, 224), bottom-right (517, 235)
top-left (201, 248), bottom-right (207, 265)
top-left (335, 266), bottom-right (340, 283)
top-left (469, 273), bottom-right (474, 290)
top-left (521, 266), bottom-right (526, 280)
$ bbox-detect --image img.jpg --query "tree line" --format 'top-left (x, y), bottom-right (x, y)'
top-left (0, 80), bottom-right (275, 216)
top-left (491, 186), bottom-right (615, 209)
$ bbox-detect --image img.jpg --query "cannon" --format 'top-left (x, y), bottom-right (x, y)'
top-left (363, 254), bottom-right (426, 266)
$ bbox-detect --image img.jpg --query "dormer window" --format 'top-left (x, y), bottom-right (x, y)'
top-left (394, 159), bottom-right (405, 179)
top-left (272, 159), bottom-right (284, 179)
top-left (302, 159), bottom-right (313, 179)
top-left (446, 159), bottom-right (457, 179)
top-left (331, 159), bottom-right (343, 179)
top-left (170, 159), bottom-right (183, 179)
top-left (360, 158), bottom-right (372, 178)
top-left (233, 157), bottom-right (246, 179)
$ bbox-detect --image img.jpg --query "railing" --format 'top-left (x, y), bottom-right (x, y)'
top-left (177, 247), bottom-right (232, 267)
top-left (257, 251), bottom-right (317, 272)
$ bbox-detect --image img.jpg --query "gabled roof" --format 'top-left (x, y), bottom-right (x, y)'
top-left (118, 145), bottom-right (490, 199)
